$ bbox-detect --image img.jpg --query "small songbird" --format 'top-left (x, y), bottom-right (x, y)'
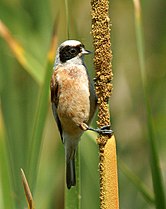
top-left (50, 40), bottom-right (112, 189)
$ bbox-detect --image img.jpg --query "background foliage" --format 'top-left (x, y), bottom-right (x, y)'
top-left (0, 0), bottom-right (166, 209)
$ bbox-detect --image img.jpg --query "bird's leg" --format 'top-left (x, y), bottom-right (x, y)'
top-left (87, 126), bottom-right (113, 135)
top-left (80, 123), bottom-right (113, 135)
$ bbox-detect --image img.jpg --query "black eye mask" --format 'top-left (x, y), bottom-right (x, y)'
top-left (59, 45), bottom-right (82, 63)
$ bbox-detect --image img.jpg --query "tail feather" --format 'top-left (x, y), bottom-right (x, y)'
top-left (64, 135), bottom-right (79, 189)
top-left (66, 157), bottom-right (76, 189)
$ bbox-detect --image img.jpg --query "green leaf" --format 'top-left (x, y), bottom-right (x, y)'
top-left (0, 20), bottom-right (45, 85)
top-left (0, 129), bottom-right (15, 209)
top-left (133, 1), bottom-right (166, 208)
top-left (28, 62), bottom-right (52, 190)
top-left (119, 160), bottom-right (155, 205)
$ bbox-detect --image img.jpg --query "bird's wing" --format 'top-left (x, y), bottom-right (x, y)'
top-left (50, 71), bottom-right (64, 143)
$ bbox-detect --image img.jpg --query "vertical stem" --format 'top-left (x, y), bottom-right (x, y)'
top-left (91, 0), bottom-right (119, 209)
top-left (65, 147), bottom-right (81, 209)
top-left (65, 0), bottom-right (70, 39)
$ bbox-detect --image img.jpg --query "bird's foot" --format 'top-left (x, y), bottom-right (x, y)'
top-left (80, 123), bottom-right (113, 135)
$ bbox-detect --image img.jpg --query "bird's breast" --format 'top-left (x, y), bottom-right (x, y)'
top-left (56, 65), bottom-right (90, 132)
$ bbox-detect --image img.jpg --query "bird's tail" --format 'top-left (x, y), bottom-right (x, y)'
top-left (64, 135), bottom-right (80, 189)
top-left (66, 154), bottom-right (76, 189)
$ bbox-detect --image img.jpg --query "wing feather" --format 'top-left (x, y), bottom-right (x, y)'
top-left (50, 71), bottom-right (64, 142)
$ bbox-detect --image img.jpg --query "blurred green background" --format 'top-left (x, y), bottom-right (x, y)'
top-left (0, 0), bottom-right (166, 209)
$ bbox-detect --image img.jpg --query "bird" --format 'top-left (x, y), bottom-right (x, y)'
top-left (50, 40), bottom-right (113, 189)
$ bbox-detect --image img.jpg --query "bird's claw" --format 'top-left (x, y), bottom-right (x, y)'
top-left (83, 124), bottom-right (113, 135)
top-left (95, 127), bottom-right (113, 135)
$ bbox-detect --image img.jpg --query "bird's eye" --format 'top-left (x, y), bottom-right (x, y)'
top-left (70, 48), bottom-right (77, 54)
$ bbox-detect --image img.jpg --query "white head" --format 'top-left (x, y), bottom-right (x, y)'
top-left (54, 40), bottom-right (91, 66)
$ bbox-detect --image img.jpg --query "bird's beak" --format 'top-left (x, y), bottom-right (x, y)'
top-left (81, 48), bottom-right (92, 55)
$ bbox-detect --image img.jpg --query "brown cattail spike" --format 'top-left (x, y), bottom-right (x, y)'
top-left (91, 0), bottom-right (119, 209)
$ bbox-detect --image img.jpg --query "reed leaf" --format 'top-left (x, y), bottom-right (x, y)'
top-left (133, 0), bottom-right (166, 208)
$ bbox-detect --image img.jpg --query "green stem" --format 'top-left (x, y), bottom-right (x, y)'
top-left (65, 146), bottom-right (81, 209)
top-left (65, 0), bottom-right (70, 39)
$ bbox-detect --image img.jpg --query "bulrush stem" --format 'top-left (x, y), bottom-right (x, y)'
top-left (91, 0), bottom-right (119, 208)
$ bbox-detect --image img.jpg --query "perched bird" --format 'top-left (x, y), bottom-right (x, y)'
top-left (50, 40), bottom-right (112, 189)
